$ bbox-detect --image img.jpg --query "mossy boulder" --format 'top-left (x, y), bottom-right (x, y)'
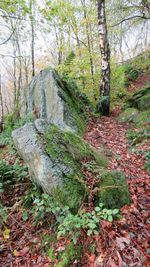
top-left (57, 242), bottom-right (82, 267)
top-left (97, 170), bottom-right (130, 209)
top-left (44, 124), bottom-right (108, 211)
top-left (12, 121), bottom-right (108, 213)
top-left (118, 108), bottom-right (139, 123)
top-left (136, 94), bottom-right (150, 111)
top-left (21, 68), bottom-right (92, 135)
top-left (128, 84), bottom-right (150, 111)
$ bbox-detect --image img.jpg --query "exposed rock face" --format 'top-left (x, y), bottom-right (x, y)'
top-left (12, 120), bottom-right (108, 211)
top-left (128, 84), bottom-right (150, 111)
top-left (21, 68), bottom-right (87, 133)
top-left (122, 84), bottom-right (150, 126)
top-left (13, 68), bottom-right (94, 210)
top-left (12, 122), bottom-right (64, 193)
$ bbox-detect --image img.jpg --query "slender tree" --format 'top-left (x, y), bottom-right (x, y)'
top-left (30, 0), bottom-right (35, 77)
top-left (0, 74), bottom-right (4, 132)
top-left (97, 0), bottom-right (111, 116)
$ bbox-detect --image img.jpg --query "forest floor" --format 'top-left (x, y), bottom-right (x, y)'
top-left (0, 73), bottom-right (150, 267)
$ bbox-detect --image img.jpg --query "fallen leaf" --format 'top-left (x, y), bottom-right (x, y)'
top-left (3, 228), bottom-right (10, 240)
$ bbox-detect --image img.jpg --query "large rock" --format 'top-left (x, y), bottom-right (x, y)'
top-left (12, 68), bottom-right (130, 211)
top-left (12, 120), bottom-right (108, 211)
top-left (12, 122), bottom-right (63, 193)
top-left (21, 68), bottom-right (90, 134)
top-left (127, 84), bottom-right (150, 111)
top-left (12, 120), bottom-right (130, 210)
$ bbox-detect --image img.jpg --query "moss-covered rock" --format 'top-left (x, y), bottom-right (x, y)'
top-left (97, 170), bottom-right (130, 209)
top-left (21, 68), bottom-right (92, 135)
top-left (128, 83), bottom-right (150, 111)
top-left (136, 94), bottom-right (150, 111)
top-left (118, 108), bottom-right (139, 123)
top-left (57, 242), bottom-right (82, 267)
top-left (44, 124), bottom-right (108, 212)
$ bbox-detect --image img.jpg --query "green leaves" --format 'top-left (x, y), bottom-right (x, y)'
top-left (56, 203), bottom-right (120, 243)
top-left (22, 211), bottom-right (29, 222)
top-left (22, 186), bottom-right (120, 245)
top-left (0, 159), bottom-right (28, 193)
top-left (0, 202), bottom-right (8, 225)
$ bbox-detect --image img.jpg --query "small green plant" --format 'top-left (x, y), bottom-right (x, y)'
top-left (0, 113), bottom-right (34, 146)
top-left (125, 65), bottom-right (139, 83)
top-left (0, 159), bottom-right (28, 191)
top-left (127, 129), bottom-right (150, 146)
top-left (0, 202), bottom-right (8, 225)
top-left (57, 203), bottom-right (120, 243)
top-left (23, 190), bottom-right (120, 245)
top-left (145, 150), bottom-right (150, 160)
top-left (145, 161), bottom-right (150, 172)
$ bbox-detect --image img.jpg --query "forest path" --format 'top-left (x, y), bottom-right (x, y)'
top-left (84, 114), bottom-right (150, 266)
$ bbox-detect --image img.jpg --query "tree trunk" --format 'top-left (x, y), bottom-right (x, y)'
top-left (0, 74), bottom-right (4, 132)
top-left (30, 0), bottom-right (35, 77)
top-left (97, 0), bottom-right (110, 116)
top-left (81, 0), bottom-right (95, 93)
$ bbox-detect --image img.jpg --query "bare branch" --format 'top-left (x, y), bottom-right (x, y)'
top-left (0, 20), bottom-right (18, 45)
top-left (112, 15), bottom-right (150, 27)
top-left (0, 53), bottom-right (29, 58)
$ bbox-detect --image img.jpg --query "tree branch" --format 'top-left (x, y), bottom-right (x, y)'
top-left (0, 13), bottom-right (27, 20)
top-left (112, 15), bottom-right (150, 27)
top-left (0, 19), bottom-right (18, 45)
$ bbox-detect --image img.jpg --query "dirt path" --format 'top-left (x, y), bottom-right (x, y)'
top-left (84, 116), bottom-right (150, 267)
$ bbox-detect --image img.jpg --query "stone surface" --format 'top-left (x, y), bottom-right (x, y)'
top-left (34, 119), bottom-right (49, 134)
top-left (128, 84), bottom-right (150, 111)
top-left (12, 123), bottom-right (64, 193)
top-left (20, 68), bottom-right (87, 133)
top-left (12, 122), bottom-right (97, 210)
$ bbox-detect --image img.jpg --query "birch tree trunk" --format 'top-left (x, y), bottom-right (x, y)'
top-left (97, 0), bottom-right (110, 116)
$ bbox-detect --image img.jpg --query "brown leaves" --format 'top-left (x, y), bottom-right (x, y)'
top-left (84, 115), bottom-right (150, 266)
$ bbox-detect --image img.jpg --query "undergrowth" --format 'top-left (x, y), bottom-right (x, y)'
top-left (0, 113), bottom-right (33, 146)
top-left (23, 188), bottom-right (120, 244)
top-left (127, 128), bottom-right (150, 146)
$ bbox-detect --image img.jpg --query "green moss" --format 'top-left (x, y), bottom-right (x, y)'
top-left (136, 94), bottom-right (150, 111)
top-left (129, 50), bottom-right (150, 73)
top-left (118, 108), bottom-right (139, 123)
top-left (97, 170), bottom-right (130, 209)
top-left (54, 71), bottom-right (92, 135)
top-left (127, 128), bottom-right (150, 146)
top-left (127, 83), bottom-right (150, 110)
top-left (44, 125), bottom-right (107, 170)
top-left (44, 124), bottom-right (108, 211)
top-left (135, 110), bottom-right (150, 127)
top-left (52, 175), bottom-right (86, 213)
top-left (57, 242), bottom-right (82, 267)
